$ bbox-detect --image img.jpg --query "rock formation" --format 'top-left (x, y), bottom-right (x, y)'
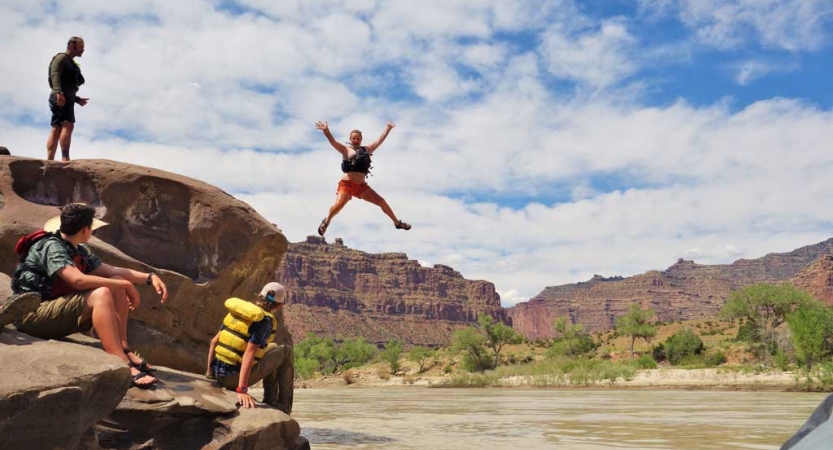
top-left (790, 255), bottom-right (833, 307)
top-left (508, 239), bottom-right (833, 339)
top-left (92, 366), bottom-right (308, 450)
top-left (279, 236), bottom-right (507, 346)
top-left (0, 157), bottom-right (289, 373)
top-left (0, 330), bottom-right (130, 450)
top-left (0, 328), bottom-right (308, 450)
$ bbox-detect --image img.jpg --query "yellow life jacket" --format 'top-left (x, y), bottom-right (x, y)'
top-left (214, 297), bottom-right (277, 365)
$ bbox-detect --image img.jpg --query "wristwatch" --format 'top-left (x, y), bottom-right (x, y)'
top-left (236, 385), bottom-right (248, 394)
top-left (146, 271), bottom-right (155, 285)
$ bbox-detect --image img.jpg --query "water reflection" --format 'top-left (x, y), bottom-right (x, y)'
top-left (293, 388), bottom-right (825, 450)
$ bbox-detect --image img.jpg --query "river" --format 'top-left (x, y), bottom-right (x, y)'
top-left (293, 388), bottom-right (825, 450)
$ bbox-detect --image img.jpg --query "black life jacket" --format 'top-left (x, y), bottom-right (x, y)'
top-left (11, 231), bottom-right (90, 300)
top-left (341, 146), bottom-right (372, 176)
top-left (48, 53), bottom-right (85, 92)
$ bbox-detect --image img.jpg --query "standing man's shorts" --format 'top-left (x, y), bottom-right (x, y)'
top-left (16, 292), bottom-right (91, 339)
top-left (336, 180), bottom-right (369, 199)
top-left (49, 93), bottom-right (76, 126)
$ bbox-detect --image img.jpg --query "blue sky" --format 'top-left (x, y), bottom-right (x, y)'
top-left (1, 0), bottom-right (832, 306)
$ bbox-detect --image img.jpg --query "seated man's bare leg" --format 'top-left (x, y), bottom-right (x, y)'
top-left (108, 276), bottom-right (152, 368)
top-left (83, 287), bottom-right (155, 387)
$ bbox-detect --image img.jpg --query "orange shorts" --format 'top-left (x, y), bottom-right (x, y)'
top-left (337, 180), bottom-right (369, 199)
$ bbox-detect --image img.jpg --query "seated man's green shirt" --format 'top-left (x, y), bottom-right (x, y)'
top-left (17, 235), bottom-right (102, 298)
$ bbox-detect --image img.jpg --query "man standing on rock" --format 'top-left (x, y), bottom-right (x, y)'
top-left (46, 36), bottom-right (88, 162)
top-left (206, 282), bottom-right (294, 414)
top-left (10, 203), bottom-right (167, 388)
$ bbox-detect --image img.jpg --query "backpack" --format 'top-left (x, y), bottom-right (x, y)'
top-left (10, 230), bottom-right (88, 299)
top-left (14, 230), bottom-right (50, 262)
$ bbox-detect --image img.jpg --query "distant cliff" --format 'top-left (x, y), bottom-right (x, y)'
top-left (507, 238), bottom-right (833, 340)
top-left (278, 236), bottom-right (507, 346)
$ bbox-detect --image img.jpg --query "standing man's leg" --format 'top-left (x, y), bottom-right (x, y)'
top-left (58, 123), bottom-right (74, 162)
top-left (46, 125), bottom-right (62, 160)
top-left (47, 92), bottom-right (76, 162)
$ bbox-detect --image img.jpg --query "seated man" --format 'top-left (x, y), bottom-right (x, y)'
top-left (206, 282), bottom-right (294, 414)
top-left (11, 203), bottom-right (168, 388)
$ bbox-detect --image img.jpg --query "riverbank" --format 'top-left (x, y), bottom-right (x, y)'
top-left (295, 367), bottom-right (807, 391)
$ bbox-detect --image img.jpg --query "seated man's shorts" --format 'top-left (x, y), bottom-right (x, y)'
top-left (49, 93), bottom-right (76, 127)
top-left (16, 292), bottom-right (91, 340)
top-left (336, 180), bottom-right (369, 199)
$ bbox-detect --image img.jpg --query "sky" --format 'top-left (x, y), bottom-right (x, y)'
top-left (1, 0), bottom-right (832, 307)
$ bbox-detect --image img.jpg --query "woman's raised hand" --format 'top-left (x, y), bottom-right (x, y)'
top-left (315, 121), bottom-right (329, 132)
top-left (386, 122), bottom-right (396, 129)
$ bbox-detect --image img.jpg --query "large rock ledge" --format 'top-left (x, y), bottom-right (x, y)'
top-left (0, 330), bottom-right (308, 450)
top-left (0, 330), bottom-right (130, 450)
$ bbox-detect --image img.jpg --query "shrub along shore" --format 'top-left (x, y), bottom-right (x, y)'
top-left (293, 284), bottom-right (833, 392)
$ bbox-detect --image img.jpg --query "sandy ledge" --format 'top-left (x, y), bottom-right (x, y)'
top-left (295, 368), bottom-right (809, 391)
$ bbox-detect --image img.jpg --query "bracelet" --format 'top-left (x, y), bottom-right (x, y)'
top-left (146, 272), bottom-right (155, 285)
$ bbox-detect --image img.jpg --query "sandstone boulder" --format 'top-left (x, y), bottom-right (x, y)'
top-left (0, 329), bottom-right (130, 450)
top-left (92, 367), bottom-right (308, 450)
top-left (0, 157), bottom-right (289, 373)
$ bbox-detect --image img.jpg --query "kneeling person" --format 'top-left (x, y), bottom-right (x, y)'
top-left (206, 282), bottom-right (294, 413)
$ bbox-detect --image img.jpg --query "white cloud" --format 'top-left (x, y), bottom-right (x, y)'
top-left (1, 0), bottom-right (832, 310)
top-left (641, 0), bottom-right (833, 52)
top-left (733, 59), bottom-right (800, 85)
top-left (540, 19), bottom-right (639, 89)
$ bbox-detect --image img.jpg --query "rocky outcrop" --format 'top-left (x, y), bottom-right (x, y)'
top-left (0, 329), bottom-right (307, 450)
top-left (791, 256), bottom-right (833, 307)
top-left (0, 330), bottom-right (130, 450)
top-left (508, 239), bottom-right (833, 339)
top-left (0, 157), bottom-right (289, 373)
top-left (279, 236), bottom-right (506, 346)
top-left (92, 367), bottom-right (308, 450)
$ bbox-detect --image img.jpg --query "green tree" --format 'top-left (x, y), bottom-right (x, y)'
top-left (721, 284), bottom-right (813, 342)
top-left (451, 326), bottom-right (494, 372)
top-left (478, 313), bottom-right (523, 366)
top-left (549, 316), bottom-right (597, 357)
top-left (407, 346), bottom-right (436, 373)
top-left (380, 340), bottom-right (403, 374)
top-left (663, 328), bottom-right (705, 365)
top-left (336, 337), bottom-right (378, 371)
top-left (787, 301), bottom-right (833, 369)
top-left (615, 304), bottom-right (657, 360)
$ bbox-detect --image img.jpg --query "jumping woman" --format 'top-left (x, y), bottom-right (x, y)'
top-left (315, 121), bottom-right (411, 236)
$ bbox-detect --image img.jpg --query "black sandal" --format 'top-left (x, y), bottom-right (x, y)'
top-left (124, 348), bottom-right (156, 372)
top-left (395, 220), bottom-right (411, 230)
top-left (317, 218), bottom-right (329, 236)
top-left (129, 369), bottom-right (157, 389)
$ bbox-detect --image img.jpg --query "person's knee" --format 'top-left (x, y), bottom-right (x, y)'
top-left (87, 287), bottom-right (115, 308)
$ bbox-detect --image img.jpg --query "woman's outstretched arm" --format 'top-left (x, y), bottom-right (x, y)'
top-left (365, 122), bottom-right (395, 153)
top-left (316, 121), bottom-right (349, 156)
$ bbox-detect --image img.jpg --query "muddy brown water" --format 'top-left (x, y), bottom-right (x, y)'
top-left (294, 388), bottom-right (825, 449)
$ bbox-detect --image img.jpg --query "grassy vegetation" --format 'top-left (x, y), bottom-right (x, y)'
top-left (294, 285), bottom-right (833, 391)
